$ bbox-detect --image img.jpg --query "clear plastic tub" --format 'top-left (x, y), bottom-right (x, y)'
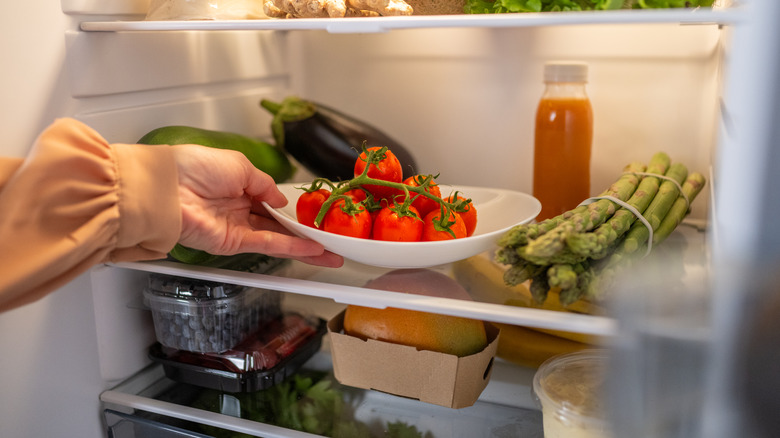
top-left (145, 0), bottom-right (267, 21)
top-left (533, 349), bottom-right (613, 438)
top-left (144, 274), bottom-right (282, 353)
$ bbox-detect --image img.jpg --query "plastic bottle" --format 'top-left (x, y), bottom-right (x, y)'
top-left (532, 61), bottom-right (593, 221)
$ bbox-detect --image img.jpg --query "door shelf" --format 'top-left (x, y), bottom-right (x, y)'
top-left (81, 7), bottom-right (740, 34)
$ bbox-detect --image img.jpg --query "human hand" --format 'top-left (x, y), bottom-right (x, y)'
top-left (171, 144), bottom-right (343, 268)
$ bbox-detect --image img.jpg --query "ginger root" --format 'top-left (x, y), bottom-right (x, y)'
top-left (264, 0), bottom-right (412, 17)
top-left (347, 0), bottom-right (412, 15)
top-left (264, 0), bottom-right (348, 18)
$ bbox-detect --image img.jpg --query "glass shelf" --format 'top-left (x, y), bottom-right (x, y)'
top-left (100, 351), bottom-right (543, 438)
top-left (110, 257), bottom-right (617, 336)
top-left (109, 219), bottom-right (706, 338)
top-left (81, 7), bottom-right (740, 34)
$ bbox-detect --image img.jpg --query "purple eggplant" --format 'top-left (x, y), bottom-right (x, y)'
top-left (260, 96), bottom-right (418, 181)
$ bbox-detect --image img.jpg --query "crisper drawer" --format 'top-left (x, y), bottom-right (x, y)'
top-left (100, 351), bottom-right (543, 438)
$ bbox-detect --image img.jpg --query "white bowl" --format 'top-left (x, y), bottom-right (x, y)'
top-left (263, 183), bottom-right (541, 268)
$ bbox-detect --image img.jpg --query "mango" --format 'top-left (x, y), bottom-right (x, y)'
top-left (344, 269), bottom-right (489, 357)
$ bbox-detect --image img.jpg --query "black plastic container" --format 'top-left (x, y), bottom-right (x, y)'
top-left (150, 314), bottom-right (326, 393)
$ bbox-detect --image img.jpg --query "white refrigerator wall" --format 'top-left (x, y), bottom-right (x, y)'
top-left (0, 2), bottom-right (101, 438)
top-left (0, 1), bottom-right (721, 437)
top-left (288, 24), bottom-right (720, 209)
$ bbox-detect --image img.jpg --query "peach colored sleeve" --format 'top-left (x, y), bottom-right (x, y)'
top-left (0, 118), bottom-right (181, 312)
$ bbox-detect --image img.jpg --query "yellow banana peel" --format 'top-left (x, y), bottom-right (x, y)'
top-left (452, 253), bottom-right (605, 315)
top-left (452, 253), bottom-right (608, 357)
top-left (495, 323), bottom-right (592, 368)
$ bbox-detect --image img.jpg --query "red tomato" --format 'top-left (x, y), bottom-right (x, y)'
top-left (322, 199), bottom-right (372, 239)
top-left (296, 189), bottom-right (331, 228)
top-left (344, 188), bottom-right (368, 203)
top-left (372, 206), bottom-right (424, 242)
top-left (403, 175), bottom-right (442, 218)
top-left (354, 147), bottom-right (403, 200)
top-left (446, 195), bottom-right (478, 237)
top-left (422, 209), bottom-right (467, 241)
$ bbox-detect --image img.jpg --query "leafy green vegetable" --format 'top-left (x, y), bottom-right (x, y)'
top-left (629, 0), bottom-right (714, 7)
top-left (465, 0), bottom-right (712, 14)
top-left (190, 370), bottom-right (431, 438)
top-left (385, 422), bottom-right (435, 438)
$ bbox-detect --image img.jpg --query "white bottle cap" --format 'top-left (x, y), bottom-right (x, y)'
top-left (544, 61), bottom-right (588, 83)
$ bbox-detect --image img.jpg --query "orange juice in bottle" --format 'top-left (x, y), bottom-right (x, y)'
top-left (533, 61), bottom-right (593, 221)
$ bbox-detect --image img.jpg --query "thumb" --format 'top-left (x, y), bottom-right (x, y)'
top-left (242, 163), bottom-right (288, 208)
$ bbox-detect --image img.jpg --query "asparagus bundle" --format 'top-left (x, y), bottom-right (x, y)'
top-left (584, 171), bottom-right (708, 302)
top-left (496, 152), bottom-right (706, 307)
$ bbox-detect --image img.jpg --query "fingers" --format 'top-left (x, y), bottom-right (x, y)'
top-left (173, 144), bottom-right (288, 207)
top-left (288, 251), bottom-right (345, 268)
top-left (250, 199), bottom-right (276, 218)
top-left (247, 212), bottom-right (295, 234)
top-left (239, 228), bottom-right (324, 257)
top-left (242, 165), bottom-right (289, 209)
top-left (240, 231), bottom-right (344, 268)
top-left (171, 144), bottom-right (339, 267)
top-left (239, 214), bottom-right (344, 267)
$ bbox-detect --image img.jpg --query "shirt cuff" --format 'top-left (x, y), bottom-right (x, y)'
top-left (111, 142), bottom-right (181, 261)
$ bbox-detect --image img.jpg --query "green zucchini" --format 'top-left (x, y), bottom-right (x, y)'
top-left (138, 125), bottom-right (294, 183)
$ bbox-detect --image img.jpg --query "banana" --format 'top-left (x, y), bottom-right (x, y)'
top-left (452, 253), bottom-right (605, 315)
top-left (495, 323), bottom-right (591, 368)
top-left (452, 253), bottom-right (607, 348)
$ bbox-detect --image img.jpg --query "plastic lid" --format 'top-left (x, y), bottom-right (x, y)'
top-left (544, 61), bottom-right (588, 83)
top-left (146, 273), bottom-right (244, 301)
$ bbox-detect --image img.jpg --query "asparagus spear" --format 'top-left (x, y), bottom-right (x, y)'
top-left (517, 245), bottom-right (584, 266)
top-left (529, 267), bottom-right (552, 304)
top-left (559, 263), bottom-right (596, 307)
top-left (566, 152), bottom-right (670, 259)
top-left (501, 258), bottom-right (546, 286)
top-left (497, 205), bottom-right (589, 248)
top-left (652, 172), bottom-right (707, 245)
top-left (548, 263), bottom-right (580, 290)
top-left (619, 162), bottom-right (688, 254)
top-left (545, 261), bottom-right (597, 307)
top-left (494, 245), bottom-right (523, 266)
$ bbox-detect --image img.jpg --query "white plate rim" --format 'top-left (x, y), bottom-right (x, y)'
top-left (263, 183), bottom-right (540, 268)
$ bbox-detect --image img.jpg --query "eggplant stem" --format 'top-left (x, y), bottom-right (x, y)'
top-left (260, 99), bottom-right (282, 115)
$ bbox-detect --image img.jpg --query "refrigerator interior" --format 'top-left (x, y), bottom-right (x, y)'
top-left (3, 1), bottom-right (778, 437)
